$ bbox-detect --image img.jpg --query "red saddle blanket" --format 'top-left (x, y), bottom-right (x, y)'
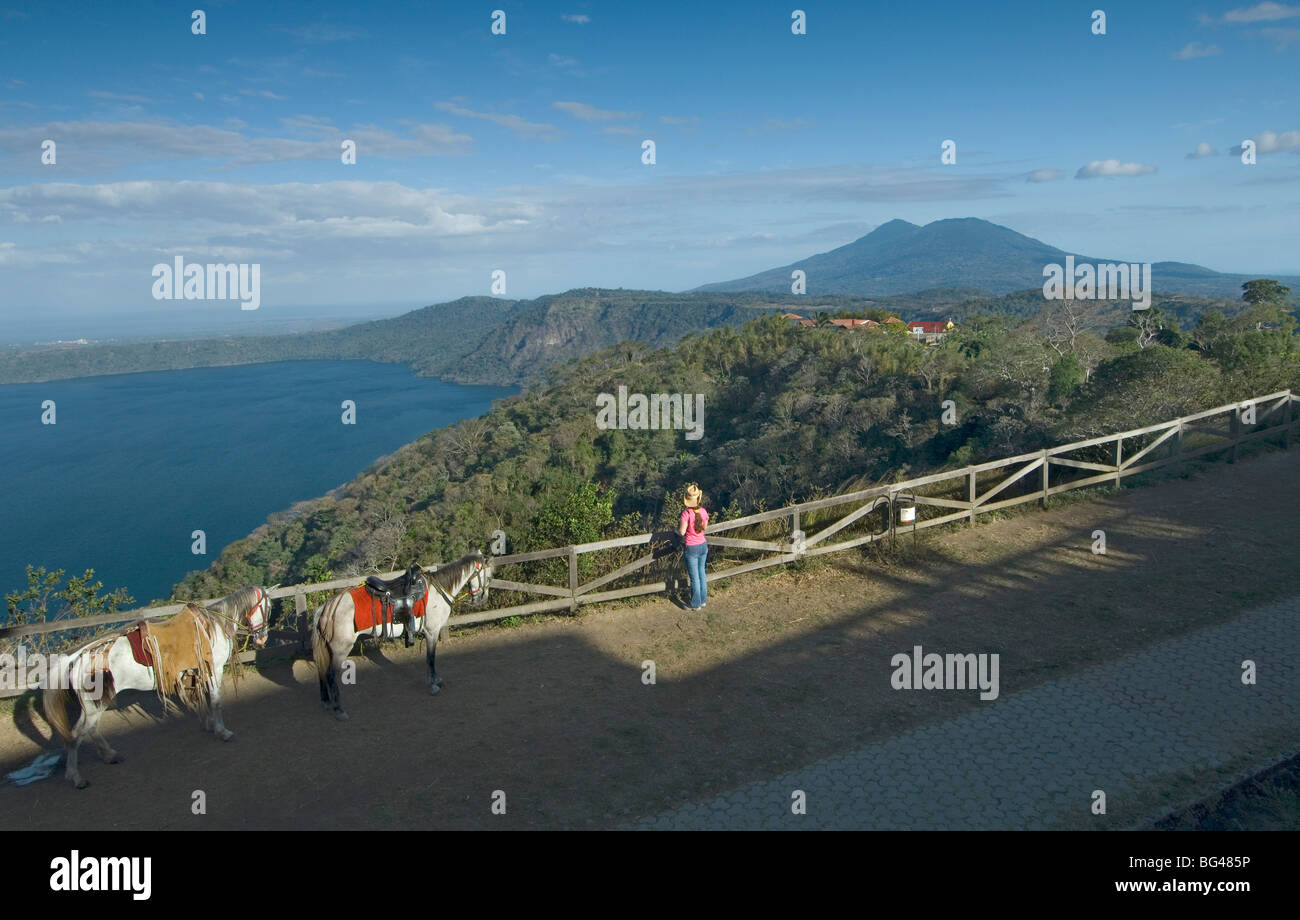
top-left (349, 584), bottom-right (429, 633)
top-left (124, 625), bottom-right (154, 668)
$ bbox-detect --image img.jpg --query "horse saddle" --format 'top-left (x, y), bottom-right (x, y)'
top-left (130, 607), bottom-right (215, 713)
top-left (364, 564), bottom-right (427, 647)
top-left (125, 624), bottom-right (154, 668)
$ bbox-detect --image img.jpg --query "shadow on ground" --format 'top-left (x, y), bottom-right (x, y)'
top-left (3, 449), bottom-right (1298, 830)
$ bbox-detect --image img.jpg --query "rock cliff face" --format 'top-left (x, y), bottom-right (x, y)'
top-left (439, 290), bottom-right (773, 385)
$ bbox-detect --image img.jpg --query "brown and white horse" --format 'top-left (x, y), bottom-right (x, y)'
top-left (42, 586), bottom-right (271, 788)
top-left (312, 552), bottom-right (492, 720)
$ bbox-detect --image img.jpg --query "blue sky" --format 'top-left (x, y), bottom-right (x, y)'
top-left (1, 0), bottom-right (1297, 339)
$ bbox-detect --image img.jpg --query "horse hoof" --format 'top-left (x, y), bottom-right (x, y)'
top-left (106, 752), bottom-right (124, 764)
top-left (74, 778), bottom-right (89, 789)
top-left (429, 684), bottom-right (441, 696)
top-left (219, 730), bottom-right (234, 742)
top-left (334, 710), bottom-right (349, 722)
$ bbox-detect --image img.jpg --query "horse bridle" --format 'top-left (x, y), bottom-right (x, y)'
top-left (244, 588), bottom-right (269, 640)
top-left (427, 560), bottom-right (489, 605)
top-left (466, 559), bottom-right (489, 600)
top-left (215, 587), bottom-right (269, 644)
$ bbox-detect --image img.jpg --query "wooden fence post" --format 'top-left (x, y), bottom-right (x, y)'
top-left (1283, 395), bottom-right (1292, 450)
top-left (1114, 439), bottom-right (1123, 488)
top-left (568, 546), bottom-right (579, 613)
top-left (967, 469), bottom-right (976, 527)
top-left (1040, 451), bottom-right (1049, 509)
top-left (295, 590), bottom-right (308, 651)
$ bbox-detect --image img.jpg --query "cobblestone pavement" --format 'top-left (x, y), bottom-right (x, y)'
top-left (631, 597), bottom-right (1299, 829)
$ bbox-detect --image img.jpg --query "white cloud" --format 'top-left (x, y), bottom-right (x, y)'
top-left (600, 125), bottom-right (641, 135)
top-left (281, 113), bottom-right (337, 136)
top-left (0, 163), bottom-right (1143, 310)
top-left (89, 91), bottom-right (157, 104)
top-left (239, 88), bottom-right (286, 101)
top-left (282, 23), bottom-right (367, 43)
top-left (0, 240), bottom-right (78, 265)
top-left (552, 100), bottom-right (637, 121)
top-left (1229, 129), bottom-right (1300, 154)
top-left (660, 115), bottom-right (701, 126)
top-left (1187, 142), bottom-right (1217, 158)
top-left (561, 14), bottom-right (591, 23)
top-left (1075, 159), bottom-right (1158, 178)
top-left (0, 119), bottom-right (472, 168)
top-left (435, 101), bottom-right (560, 137)
top-left (748, 117), bottom-right (810, 135)
top-left (1171, 42), bottom-right (1221, 59)
top-left (1258, 25), bottom-right (1300, 47)
top-left (0, 181), bottom-right (533, 238)
top-left (1026, 168), bottom-right (1063, 182)
top-left (193, 92), bottom-right (205, 101)
top-left (1223, 2), bottom-right (1300, 22)
top-left (547, 53), bottom-right (586, 76)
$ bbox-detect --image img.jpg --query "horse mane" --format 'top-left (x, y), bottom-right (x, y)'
top-left (430, 552), bottom-right (488, 593)
top-left (194, 587), bottom-right (261, 686)
top-left (204, 586), bottom-right (261, 634)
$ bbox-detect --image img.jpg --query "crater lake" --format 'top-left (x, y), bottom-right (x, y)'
top-left (0, 361), bottom-right (516, 612)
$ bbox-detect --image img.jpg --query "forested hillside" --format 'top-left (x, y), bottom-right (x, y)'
top-left (4, 284), bottom-right (1275, 390)
top-left (172, 282), bottom-right (1298, 601)
top-left (0, 290), bottom-right (852, 387)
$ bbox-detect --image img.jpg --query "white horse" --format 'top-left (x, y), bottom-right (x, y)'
top-left (42, 586), bottom-right (271, 788)
top-left (312, 552), bottom-right (492, 720)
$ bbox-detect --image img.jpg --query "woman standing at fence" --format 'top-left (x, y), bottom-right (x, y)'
top-left (679, 483), bottom-right (709, 610)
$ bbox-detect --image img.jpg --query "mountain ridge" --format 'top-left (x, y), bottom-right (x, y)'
top-left (694, 217), bottom-right (1300, 297)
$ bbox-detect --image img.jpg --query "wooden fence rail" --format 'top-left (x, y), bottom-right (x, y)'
top-left (2, 389), bottom-right (1295, 696)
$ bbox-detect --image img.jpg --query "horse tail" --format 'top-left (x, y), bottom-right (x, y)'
top-left (42, 688), bottom-right (77, 743)
top-left (311, 604), bottom-right (333, 679)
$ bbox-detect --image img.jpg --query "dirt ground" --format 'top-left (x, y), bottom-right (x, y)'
top-left (4, 447), bottom-right (1299, 830)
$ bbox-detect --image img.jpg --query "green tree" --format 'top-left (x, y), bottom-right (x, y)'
top-left (1048, 353), bottom-right (1086, 406)
top-left (4, 566), bottom-right (134, 653)
top-left (1067, 346), bottom-right (1222, 437)
top-left (1242, 279), bottom-right (1291, 308)
top-left (533, 478), bottom-right (616, 548)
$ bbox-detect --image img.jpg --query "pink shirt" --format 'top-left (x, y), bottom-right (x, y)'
top-left (681, 507), bottom-right (709, 545)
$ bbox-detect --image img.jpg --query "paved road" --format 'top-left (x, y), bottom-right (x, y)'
top-left (631, 597), bottom-right (1300, 829)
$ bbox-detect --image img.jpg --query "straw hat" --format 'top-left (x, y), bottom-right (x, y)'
top-left (682, 483), bottom-right (702, 508)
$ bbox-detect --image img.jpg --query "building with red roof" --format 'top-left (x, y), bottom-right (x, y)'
top-left (907, 319), bottom-right (956, 344)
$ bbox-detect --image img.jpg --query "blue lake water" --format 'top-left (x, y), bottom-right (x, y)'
top-left (0, 361), bottom-right (515, 610)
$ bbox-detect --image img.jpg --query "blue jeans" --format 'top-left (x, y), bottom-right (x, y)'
top-left (684, 542), bottom-right (708, 608)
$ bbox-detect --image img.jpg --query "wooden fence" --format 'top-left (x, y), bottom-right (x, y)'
top-left (2, 388), bottom-right (1294, 697)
